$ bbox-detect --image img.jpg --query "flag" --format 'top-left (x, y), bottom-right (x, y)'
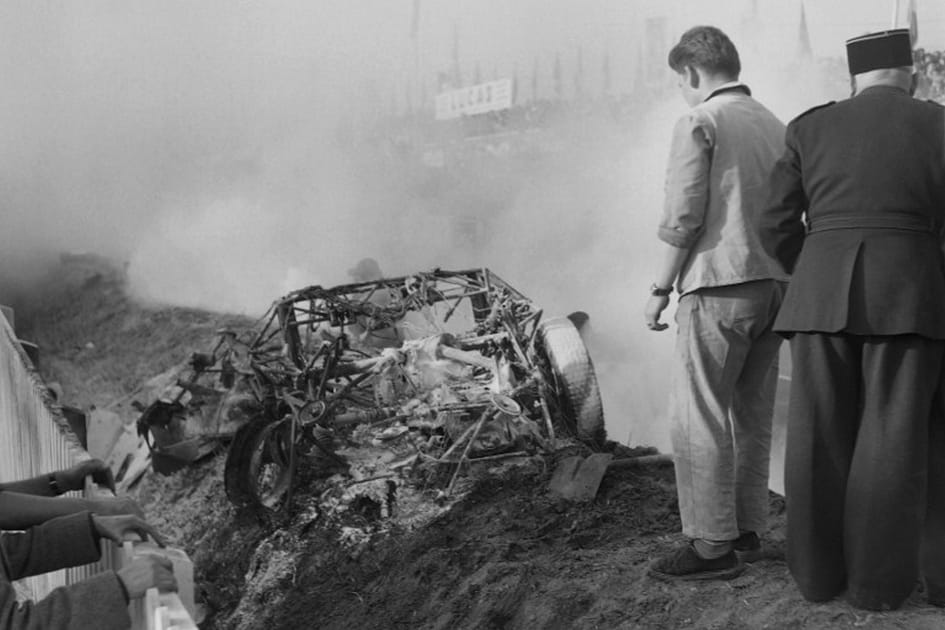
top-left (512, 63), bottom-right (519, 105)
top-left (602, 46), bottom-right (612, 96)
top-left (574, 46), bottom-right (584, 98)
top-left (634, 44), bottom-right (648, 93)
top-left (644, 17), bottom-right (668, 85)
top-left (531, 56), bottom-right (539, 101)
top-left (798, 2), bottom-right (812, 60)
top-left (553, 52), bottom-right (562, 99)
top-left (451, 23), bottom-right (462, 87)
top-left (410, 0), bottom-right (420, 39)
top-left (908, 0), bottom-right (919, 46)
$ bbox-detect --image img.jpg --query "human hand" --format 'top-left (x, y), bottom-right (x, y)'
top-left (55, 459), bottom-right (115, 493)
top-left (645, 295), bottom-right (671, 332)
top-left (116, 555), bottom-right (177, 600)
top-left (88, 496), bottom-right (146, 520)
top-left (92, 514), bottom-right (167, 548)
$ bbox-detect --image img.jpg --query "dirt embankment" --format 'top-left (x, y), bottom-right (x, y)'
top-left (15, 258), bottom-right (945, 629)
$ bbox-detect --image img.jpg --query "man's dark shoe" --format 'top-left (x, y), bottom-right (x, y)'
top-left (647, 542), bottom-right (745, 582)
top-left (734, 531), bottom-right (763, 563)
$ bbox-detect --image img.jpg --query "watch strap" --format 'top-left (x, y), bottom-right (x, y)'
top-left (649, 283), bottom-right (673, 297)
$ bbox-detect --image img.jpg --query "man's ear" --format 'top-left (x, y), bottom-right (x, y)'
top-left (687, 66), bottom-right (700, 89)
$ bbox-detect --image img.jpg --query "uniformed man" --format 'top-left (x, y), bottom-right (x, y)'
top-left (757, 28), bottom-right (945, 610)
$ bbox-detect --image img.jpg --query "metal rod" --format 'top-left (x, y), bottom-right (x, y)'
top-left (457, 331), bottom-right (508, 350)
top-left (466, 451), bottom-right (529, 463)
top-left (526, 309), bottom-right (543, 352)
top-left (446, 408), bottom-right (494, 495)
top-left (346, 474), bottom-right (396, 487)
top-left (503, 320), bottom-right (530, 367)
top-left (438, 345), bottom-right (495, 371)
top-left (442, 290), bottom-right (485, 323)
top-left (431, 450), bottom-right (530, 465)
top-left (440, 417), bottom-right (480, 461)
top-left (539, 394), bottom-right (556, 445)
top-left (284, 412), bottom-right (298, 511)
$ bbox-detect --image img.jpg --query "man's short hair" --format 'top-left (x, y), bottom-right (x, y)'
top-left (668, 26), bottom-right (741, 78)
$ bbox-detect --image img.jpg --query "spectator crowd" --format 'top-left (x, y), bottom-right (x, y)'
top-left (915, 48), bottom-right (945, 102)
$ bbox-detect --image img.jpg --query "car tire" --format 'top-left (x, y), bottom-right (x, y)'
top-left (225, 418), bottom-right (291, 510)
top-left (224, 419), bottom-right (261, 507)
top-left (538, 316), bottom-right (606, 447)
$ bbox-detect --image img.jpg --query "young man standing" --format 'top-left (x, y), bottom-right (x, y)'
top-left (644, 26), bottom-right (787, 580)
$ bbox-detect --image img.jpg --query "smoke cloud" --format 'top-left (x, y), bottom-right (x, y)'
top-left (0, 1), bottom-right (865, 449)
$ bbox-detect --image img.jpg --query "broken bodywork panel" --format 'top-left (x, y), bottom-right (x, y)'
top-left (136, 268), bottom-right (605, 512)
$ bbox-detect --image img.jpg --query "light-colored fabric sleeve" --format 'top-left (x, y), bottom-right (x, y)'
top-left (658, 111), bottom-right (715, 249)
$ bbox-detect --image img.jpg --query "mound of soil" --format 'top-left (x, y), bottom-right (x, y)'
top-left (15, 258), bottom-right (945, 629)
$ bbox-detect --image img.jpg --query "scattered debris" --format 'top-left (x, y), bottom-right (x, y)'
top-left (134, 268), bottom-right (607, 513)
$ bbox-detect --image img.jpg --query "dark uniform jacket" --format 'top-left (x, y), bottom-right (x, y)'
top-left (0, 512), bottom-right (130, 630)
top-left (758, 85), bottom-right (945, 338)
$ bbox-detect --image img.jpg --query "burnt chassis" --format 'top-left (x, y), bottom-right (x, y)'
top-left (197, 268), bottom-right (603, 511)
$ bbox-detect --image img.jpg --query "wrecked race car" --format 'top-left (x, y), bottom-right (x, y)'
top-left (137, 268), bottom-right (605, 511)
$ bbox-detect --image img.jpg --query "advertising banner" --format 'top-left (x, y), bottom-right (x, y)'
top-left (435, 78), bottom-right (513, 120)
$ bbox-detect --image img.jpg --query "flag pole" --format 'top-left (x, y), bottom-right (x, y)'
top-left (891, 0), bottom-right (901, 27)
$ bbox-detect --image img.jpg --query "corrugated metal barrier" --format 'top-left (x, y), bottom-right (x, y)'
top-left (0, 309), bottom-right (196, 629)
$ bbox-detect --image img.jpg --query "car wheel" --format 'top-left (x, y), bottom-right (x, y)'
top-left (538, 316), bottom-right (606, 447)
top-left (224, 417), bottom-right (292, 510)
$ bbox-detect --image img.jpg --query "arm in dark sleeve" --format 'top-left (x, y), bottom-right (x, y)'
top-left (0, 491), bottom-right (99, 530)
top-left (758, 122), bottom-right (808, 273)
top-left (0, 474), bottom-right (57, 496)
top-left (0, 513), bottom-right (131, 629)
top-left (0, 573), bottom-right (131, 630)
top-left (2, 513), bottom-right (101, 579)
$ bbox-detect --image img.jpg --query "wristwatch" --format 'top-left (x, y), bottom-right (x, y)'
top-left (649, 283), bottom-right (673, 297)
top-left (48, 473), bottom-right (62, 495)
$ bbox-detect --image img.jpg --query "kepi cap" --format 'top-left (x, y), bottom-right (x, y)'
top-left (846, 28), bottom-right (913, 74)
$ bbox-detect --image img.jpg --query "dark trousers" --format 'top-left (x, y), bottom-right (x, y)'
top-left (785, 333), bottom-right (945, 610)
top-left (923, 388), bottom-right (945, 604)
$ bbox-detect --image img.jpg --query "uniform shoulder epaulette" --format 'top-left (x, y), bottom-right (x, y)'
top-left (792, 101), bottom-right (836, 122)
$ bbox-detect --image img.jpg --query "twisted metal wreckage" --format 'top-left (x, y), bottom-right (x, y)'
top-left (136, 268), bottom-right (605, 512)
